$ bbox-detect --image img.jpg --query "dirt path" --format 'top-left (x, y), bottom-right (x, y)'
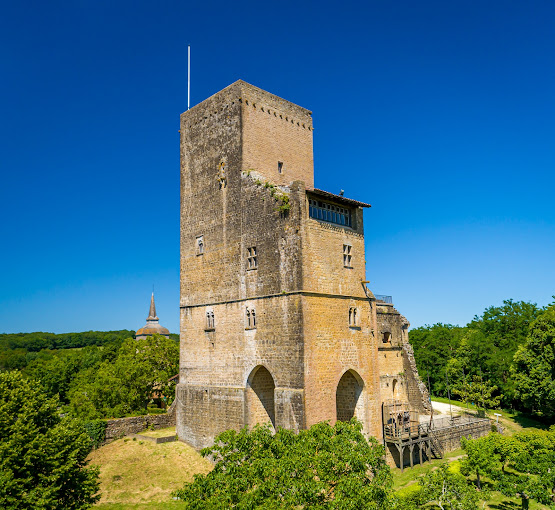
top-left (431, 400), bottom-right (467, 415)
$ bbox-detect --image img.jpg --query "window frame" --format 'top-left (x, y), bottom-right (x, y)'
top-left (343, 244), bottom-right (352, 268)
top-left (247, 246), bottom-right (258, 270)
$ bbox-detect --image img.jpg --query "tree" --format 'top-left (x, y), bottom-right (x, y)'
top-left (173, 420), bottom-right (392, 509)
top-left (416, 463), bottom-right (482, 510)
top-left (460, 435), bottom-right (499, 490)
top-left (68, 334), bottom-right (179, 419)
top-left (0, 371), bottom-right (99, 509)
top-left (452, 376), bottom-right (502, 415)
top-left (512, 304), bottom-right (555, 418)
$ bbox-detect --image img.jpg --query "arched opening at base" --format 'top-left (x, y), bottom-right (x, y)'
top-left (246, 366), bottom-right (276, 429)
top-left (336, 369), bottom-right (364, 422)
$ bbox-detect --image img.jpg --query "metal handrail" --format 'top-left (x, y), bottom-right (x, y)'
top-left (375, 295), bottom-right (393, 303)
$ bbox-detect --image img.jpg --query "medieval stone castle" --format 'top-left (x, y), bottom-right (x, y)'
top-left (175, 80), bottom-right (431, 450)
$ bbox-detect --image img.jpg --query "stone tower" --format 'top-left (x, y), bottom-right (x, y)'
top-left (176, 80), bottom-right (428, 449)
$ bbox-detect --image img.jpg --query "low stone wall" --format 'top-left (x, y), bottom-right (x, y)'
top-left (104, 403), bottom-right (176, 443)
top-left (432, 418), bottom-right (491, 452)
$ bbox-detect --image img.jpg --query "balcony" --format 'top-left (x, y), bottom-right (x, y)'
top-left (375, 294), bottom-right (392, 304)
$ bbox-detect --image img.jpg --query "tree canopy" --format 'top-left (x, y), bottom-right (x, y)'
top-left (409, 299), bottom-right (553, 415)
top-left (0, 371), bottom-right (99, 509)
top-left (173, 420), bottom-right (393, 509)
top-left (512, 305), bottom-right (555, 419)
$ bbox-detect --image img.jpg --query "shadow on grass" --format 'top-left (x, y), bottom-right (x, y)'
top-left (488, 502), bottom-right (519, 510)
top-left (509, 411), bottom-right (550, 430)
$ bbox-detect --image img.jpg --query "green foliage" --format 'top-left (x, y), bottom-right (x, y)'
top-left (512, 304), bottom-right (555, 419)
top-left (452, 376), bottom-right (502, 414)
top-left (84, 419), bottom-right (107, 449)
top-left (460, 435), bottom-right (499, 489)
top-left (68, 334), bottom-right (179, 419)
top-left (460, 429), bottom-right (555, 509)
top-left (173, 420), bottom-right (392, 509)
top-left (0, 371), bottom-right (100, 509)
top-left (416, 463), bottom-right (482, 509)
top-left (410, 299), bottom-right (544, 412)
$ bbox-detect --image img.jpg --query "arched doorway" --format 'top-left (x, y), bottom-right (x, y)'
top-left (392, 378), bottom-right (398, 398)
top-left (335, 369), bottom-right (364, 422)
top-left (246, 366), bottom-right (276, 429)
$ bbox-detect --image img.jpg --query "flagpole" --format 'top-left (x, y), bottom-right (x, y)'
top-left (187, 45), bottom-right (190, 111)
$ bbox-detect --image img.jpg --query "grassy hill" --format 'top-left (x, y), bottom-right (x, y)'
top-left (87, 428), bottom-right (212, 509)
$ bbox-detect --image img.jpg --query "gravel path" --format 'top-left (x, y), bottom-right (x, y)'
top-left (431, 400), bottom-right (467, 414)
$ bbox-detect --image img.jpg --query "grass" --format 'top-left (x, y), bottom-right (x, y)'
top-left (88, 435), bottom-right (212, 506)
top-left (392, 448), bottom-right (465, 490)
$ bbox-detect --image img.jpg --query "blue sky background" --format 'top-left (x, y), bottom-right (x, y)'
top-left (1, 0), bottom-right (554, 334)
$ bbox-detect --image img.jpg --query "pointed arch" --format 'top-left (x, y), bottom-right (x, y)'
top-left (336, 369), bottom-right (364, 423)
top-left (245, 365), bottom-right (276, 429)
top-left (392, 378), bottom-right (398, 398)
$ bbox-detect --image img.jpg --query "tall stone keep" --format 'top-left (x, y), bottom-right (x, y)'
top-left (176, 80), bottom-right (428, 449)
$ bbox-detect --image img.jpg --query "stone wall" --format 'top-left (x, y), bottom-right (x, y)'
top-left (432, 418), bottom-right (492, 451)
top-left (104, 410), bottom-right (176, 443)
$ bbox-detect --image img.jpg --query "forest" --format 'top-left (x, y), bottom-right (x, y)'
top-left (410, 299), bottom-right (555, 420)
top-left (0, 330), bottom-right (180, 420)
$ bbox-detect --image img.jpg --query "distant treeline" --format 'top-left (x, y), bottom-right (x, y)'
top-left (410, 299), bottom-right (555, 419)
top-left (0, 330), bottom-right (178, 370)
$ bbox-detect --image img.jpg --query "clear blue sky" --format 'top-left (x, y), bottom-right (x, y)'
top-left (1, 1), bottom-right (554, 334)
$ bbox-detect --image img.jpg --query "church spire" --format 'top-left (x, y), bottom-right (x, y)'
top-left (147, 292), bottom-right (158, 321)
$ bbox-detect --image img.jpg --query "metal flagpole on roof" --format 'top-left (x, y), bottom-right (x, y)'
top-left (188, 45), bottom-right (191, 110)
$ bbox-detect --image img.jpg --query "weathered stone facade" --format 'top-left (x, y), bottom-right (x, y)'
top-left (176, 80), bottom-right (429, 449)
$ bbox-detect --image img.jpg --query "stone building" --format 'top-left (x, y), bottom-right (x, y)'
top-left (136, 293), bottom-right (170, 340)
top-left (176, 80), bottom-right (430, 450)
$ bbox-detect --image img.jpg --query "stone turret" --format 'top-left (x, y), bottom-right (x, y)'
top-left (136, 293), bottom-right (170, 340)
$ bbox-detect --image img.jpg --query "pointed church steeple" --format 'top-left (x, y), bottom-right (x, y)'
top-left (135, 292), bottom-right (170, 340)
top-left (147, 292), bottom-right (158, 320)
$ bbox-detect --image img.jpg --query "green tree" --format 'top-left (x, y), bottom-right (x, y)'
top-left (0, 371), bottom-right (100, 509)
top-left (416, 463), bottom-right (482, 510)
top-left (173, 420), bottom-right (392, 509)
top-left (68, 334), bottom-right (179, 419)
top-left (409, 324), bottom-right (466, 396)
top-left (469, 299), bottom-right (540, 406)
top-left (512, 304), bottom-right (555, 418)
top-left (460, 435), bottom-right (499, 490)
top-left (452, 376), bottom-right (502, 415)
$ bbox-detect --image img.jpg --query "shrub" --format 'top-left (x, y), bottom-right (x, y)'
top-left (83, 419), bottom-right (107, 449)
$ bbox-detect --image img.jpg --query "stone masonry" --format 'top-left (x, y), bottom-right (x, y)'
top-left (176, 80), bottom-right (430, 449)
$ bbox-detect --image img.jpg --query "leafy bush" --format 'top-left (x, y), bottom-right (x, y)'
top-left (173, 419), bottom-right (392, 509)
top-left (83, 419), bottom-right (107, 449)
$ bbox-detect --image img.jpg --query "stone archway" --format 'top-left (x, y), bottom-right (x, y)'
top-left (246, 366), bottom-right (276, 429)
top-left (335, 369), bottom-right (364, 422)
top-left (392, 378), bottom-right (398, 398)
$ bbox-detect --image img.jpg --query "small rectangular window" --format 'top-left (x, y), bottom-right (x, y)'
top-left (349, 307), bottom-right (359, 327)
top-left (205, 310), bottom-right (215, 330)
top-left (246, 307), bottom-right (256, 329)
top-left (278, 161), bottom-right (283, 174)
top-left (247, 246), bottom-right (258, 270)
top-left (196, 236), bottom-right (204, 256)
top-left (343, 244), bottom-right (352, 268)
